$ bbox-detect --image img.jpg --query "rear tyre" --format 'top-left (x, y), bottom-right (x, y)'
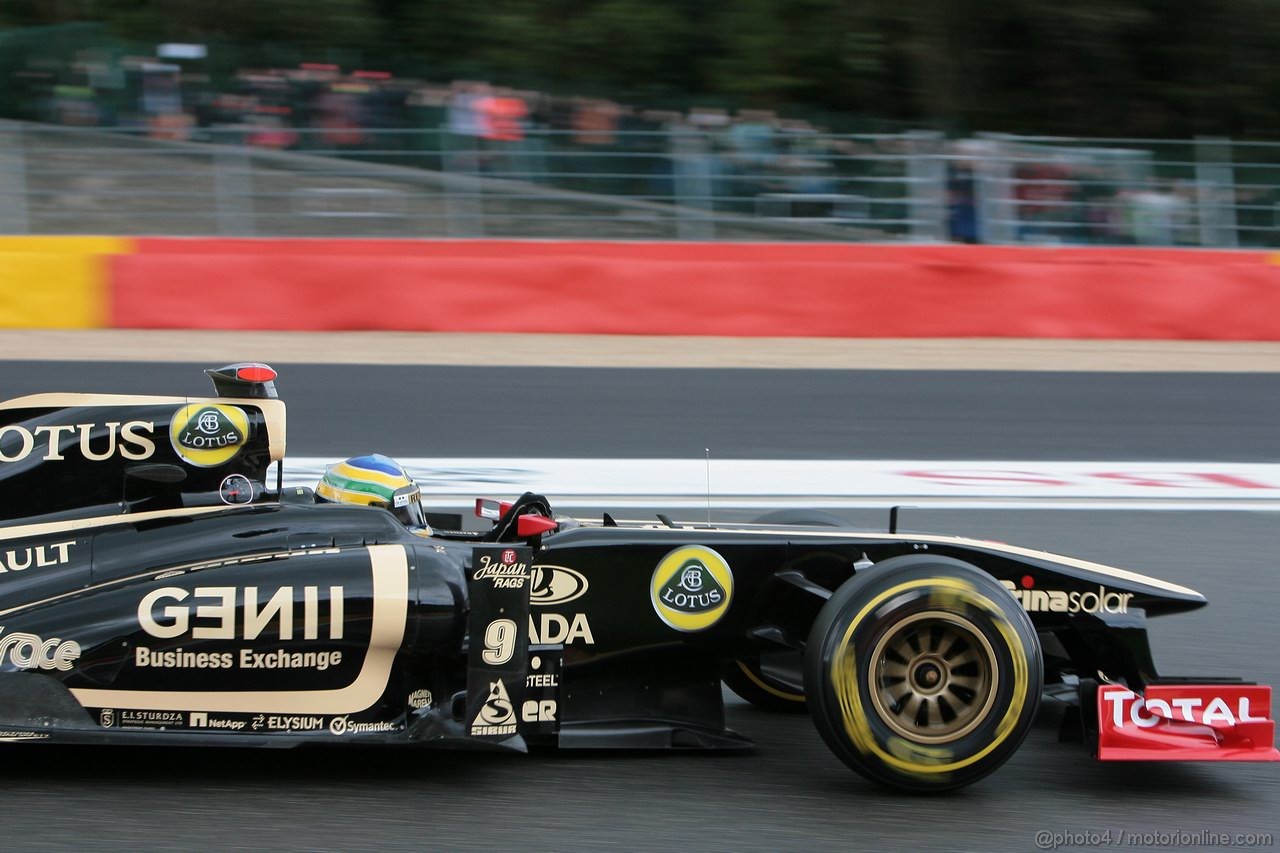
top-left (722, 653), bottom-right (808, 713)
top-left (804, 556), bottom-right (1041, 793)
top-left (750, 510), bottom-right (854, 528)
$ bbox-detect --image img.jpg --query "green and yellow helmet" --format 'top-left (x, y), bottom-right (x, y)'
top-left (316, 454), bottom-right (427, 530)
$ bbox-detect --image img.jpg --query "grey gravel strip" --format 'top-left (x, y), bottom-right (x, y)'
top-left (0, 330), bottom-right (1278, 371)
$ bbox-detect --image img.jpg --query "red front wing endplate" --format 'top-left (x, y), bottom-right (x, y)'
top-left (1098, 683), bottom-right (1280, 761)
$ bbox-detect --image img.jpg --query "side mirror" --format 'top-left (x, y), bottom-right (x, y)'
top-left (516, 514), bottom-right (558, 538)
top-left (475, 498), bottom-right (513, 521)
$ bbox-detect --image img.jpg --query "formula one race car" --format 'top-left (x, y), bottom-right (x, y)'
top-left (0, 364), bottom-right (1273, 792)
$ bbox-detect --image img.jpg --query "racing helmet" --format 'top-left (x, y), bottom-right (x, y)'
top-left (315, 454), bottom-right (427, 530)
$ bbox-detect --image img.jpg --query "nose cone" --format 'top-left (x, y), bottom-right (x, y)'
top-left (1137, 583), bottom-right (1207, 616)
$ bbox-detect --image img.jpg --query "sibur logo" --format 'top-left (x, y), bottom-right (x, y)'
top-left (470, 680), bottom-right (517, 736)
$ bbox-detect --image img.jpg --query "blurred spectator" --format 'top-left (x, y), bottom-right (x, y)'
top-left (353, 71), bottom-right (406, 143)
top-left (476, 87), bottom-right (529, 176)
top-left (448, 81), bottom-right (488, 138)
top-left (946, 139), bottom-right (991, 243)
top-left (1125, 180), bottom-right (1190, 245)
top-left (565, 97), bottom-right (624, 192)
top-left (537, 94), bottom-right (577, 133)
top-left (665, 111), bottom-right (726, 209)
top-left (775, 119), bottom-right (838, 195)
top-left (139, 62), bottom-right (192, 140)
top-left (245, 108), bottom-right (298, 149)
top-left (727, 110), bottom-right (777, 168)
top-left (1014, 158), bottom-right (1074, 242)
top-left (314, 78), bottom-right (369, 148)
top-left (445, 80), bottom-right (489, 171)
top-left (687, 106), bottom-right (730, 133)
top-left (479, 88), bottom-right (528, 143)
top-left (571, 98), bottom-right (621, 146)
top-left (947, 163), bottom-right (980, 243)
top-left (52, 85), bottom-right (99, 126)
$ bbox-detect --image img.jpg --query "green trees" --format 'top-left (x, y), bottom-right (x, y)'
top-left (2, 0), bottom-right (1276, 138)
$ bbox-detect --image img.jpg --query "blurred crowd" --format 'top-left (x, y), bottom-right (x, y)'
top-left (20, 49), bottom-right (1269, 246)
top-left (38, 56), bottom-right (846, 171)
top-left (34, 54), bottom-right (901, 214)
top-left (945, 142), bottom-right (1225, 246)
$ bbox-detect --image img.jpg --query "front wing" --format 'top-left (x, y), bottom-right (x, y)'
top-left (1096, 682), bottom-right (1280, 762)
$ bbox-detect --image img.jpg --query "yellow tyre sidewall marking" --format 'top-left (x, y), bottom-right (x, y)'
top-left (736, 659), bottom-right (805, 703)
top-left (830, 576), bottom-right (1029, 777)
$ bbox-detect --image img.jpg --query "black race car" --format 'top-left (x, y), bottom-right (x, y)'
top-left (0, 364), bottom-right (1273, 792)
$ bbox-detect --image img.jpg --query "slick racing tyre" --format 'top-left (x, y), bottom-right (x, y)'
top-left (804, 556), bottom-right (1041, 793)
top-left (750, 509), bottom-right (854, 529)
top-left (722, 653), bottom-right (808, 713)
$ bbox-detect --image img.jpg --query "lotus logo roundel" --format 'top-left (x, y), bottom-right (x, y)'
top-left (169, 404), bottom-right (250, 467)
top-left (650, 546), bottom-right (733, 632)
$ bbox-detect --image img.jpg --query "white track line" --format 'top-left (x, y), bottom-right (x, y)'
top-left (277, 458), bottom-right (1280, 511)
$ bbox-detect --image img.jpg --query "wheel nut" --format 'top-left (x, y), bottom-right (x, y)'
top-left (914, 662), bottom-right (942, 688)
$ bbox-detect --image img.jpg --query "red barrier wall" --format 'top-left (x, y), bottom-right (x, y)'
top-left (110, 240), bottom-right (1280, 339)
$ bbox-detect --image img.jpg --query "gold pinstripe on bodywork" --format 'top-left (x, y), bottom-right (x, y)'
top-left (0, 505), bottom-right (244, 546)
top-left (68, 544), bottom-right (408, 715)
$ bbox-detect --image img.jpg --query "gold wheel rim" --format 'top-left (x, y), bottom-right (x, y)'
top-left (867, 610), bottom-right (999, 744)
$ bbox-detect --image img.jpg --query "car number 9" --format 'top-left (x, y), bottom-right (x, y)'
top-left (482, 618), bottom-right (517, 665)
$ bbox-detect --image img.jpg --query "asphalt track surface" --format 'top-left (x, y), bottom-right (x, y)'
top-left (3, 362), bottom-right (1279, 851)
top-left (6, 361), bottom-right (1280, 461)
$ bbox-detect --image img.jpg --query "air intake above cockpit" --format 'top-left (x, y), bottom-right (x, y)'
top-left (204, 363), bottom-right (278, 399)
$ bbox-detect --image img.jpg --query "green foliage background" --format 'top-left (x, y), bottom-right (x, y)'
top-left (3, 0), bottom-right (1277, 137)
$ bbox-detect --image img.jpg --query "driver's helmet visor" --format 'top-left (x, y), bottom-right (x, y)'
top-left (390, 484), bottom-right (426, 528)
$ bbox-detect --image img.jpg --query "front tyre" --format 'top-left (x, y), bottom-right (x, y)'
top-left (804, 556), bottom-right (1041, 793)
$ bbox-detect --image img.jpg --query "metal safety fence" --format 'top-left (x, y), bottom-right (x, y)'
top-left (0, 122), bottom-right (1277, 247)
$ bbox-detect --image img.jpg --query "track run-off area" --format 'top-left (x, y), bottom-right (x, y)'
top-left (1, 335), bottom-right (1277, 851)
